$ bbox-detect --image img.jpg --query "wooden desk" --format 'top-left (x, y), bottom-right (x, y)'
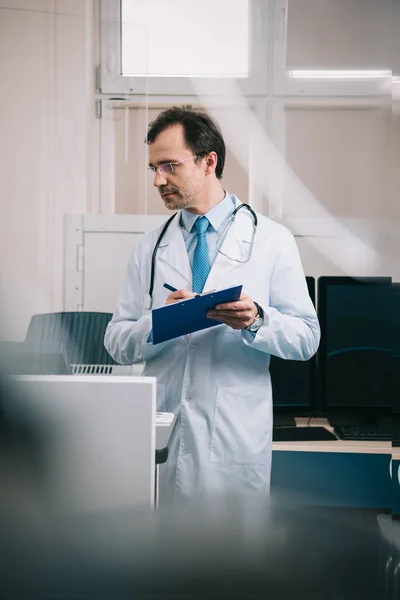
top-left (273, 417), bottom-right (391, 454)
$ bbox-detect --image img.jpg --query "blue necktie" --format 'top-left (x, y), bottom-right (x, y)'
top-left (192, 216), bottom-right (210, 293)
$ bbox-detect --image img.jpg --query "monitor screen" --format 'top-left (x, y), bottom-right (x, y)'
top-left (318, 277), bottom-right (392, 411)
top-left (392, 283), bottom-right (400, 415)
top-left (270, 276), bottom-right (316, 414)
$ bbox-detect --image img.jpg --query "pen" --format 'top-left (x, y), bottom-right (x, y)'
top-left (163, 283), bottom-right (178, 292)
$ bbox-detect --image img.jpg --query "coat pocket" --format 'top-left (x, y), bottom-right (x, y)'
top-left (209, 385), bottom-right (271, 465)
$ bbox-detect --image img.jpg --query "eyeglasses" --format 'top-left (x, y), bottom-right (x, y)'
top-left (147, 155), bottom-right (197, 175)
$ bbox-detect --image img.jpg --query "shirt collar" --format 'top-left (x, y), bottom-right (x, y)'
top-left (180, 191), bottom-right (235, 233)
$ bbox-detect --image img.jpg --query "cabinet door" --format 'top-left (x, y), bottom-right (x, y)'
top-left (271, 451), bottom-right (391, 509)
top-left (393, 459), bottom-right (400, 515)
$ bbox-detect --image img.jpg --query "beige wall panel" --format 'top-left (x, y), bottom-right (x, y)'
top-left (0, 0), bottom-right (53, 10)
top-left (286, 0), bottom-right (391, 69)
top-left (114, 106), bottom-right (249, 214)
top-left (282, 106), bottom-right (394, 218)
top-left (0, 3), bottom-right (96, 340)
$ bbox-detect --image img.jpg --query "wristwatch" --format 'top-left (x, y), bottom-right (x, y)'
top-left (245, 302), bottom-right (264, 333)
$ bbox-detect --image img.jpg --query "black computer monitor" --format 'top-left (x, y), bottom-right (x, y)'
top-left (392, 283), bottom-right (400, 417)
top-left (270, 276), bottom-right (317, 416)
top-left (318, 276), bottom-right (392, 420)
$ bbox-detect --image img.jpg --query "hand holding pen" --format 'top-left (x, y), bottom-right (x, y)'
top-left (163, 283), bottom-right (216, 304)
top-left (163, 283), bottom-right (196, 305)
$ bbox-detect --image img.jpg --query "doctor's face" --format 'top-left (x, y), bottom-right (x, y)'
top-left (148, 125), bottom-right (206, 212)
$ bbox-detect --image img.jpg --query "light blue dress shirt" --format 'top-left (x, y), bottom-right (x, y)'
top-left (179, 192), bottom-right (256, 338)
top-left (148, 192), bottom-right (236, 342)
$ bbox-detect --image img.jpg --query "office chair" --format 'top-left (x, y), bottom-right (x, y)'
top-left (25, 312), bottom-right (116, 372)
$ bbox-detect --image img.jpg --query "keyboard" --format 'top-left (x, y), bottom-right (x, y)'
top-left (273, 426), bottom-right (337, 442)
top-left (334, 424), bottom-right (391, 441)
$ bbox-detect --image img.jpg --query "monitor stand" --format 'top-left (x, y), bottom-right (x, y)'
top-left (273, 414), bottom-right (296, 427)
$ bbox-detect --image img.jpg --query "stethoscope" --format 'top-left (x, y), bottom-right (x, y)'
top-left (144, 203), bottom-right (257, 309)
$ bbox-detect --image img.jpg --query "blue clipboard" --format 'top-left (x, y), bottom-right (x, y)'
top-left (152, 285), bottom-right (243, 344)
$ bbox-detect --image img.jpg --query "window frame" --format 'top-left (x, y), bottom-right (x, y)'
top-left (272, 0), bottom-right (391, 98)
top-left (99, 0), bottom-right (270, 96)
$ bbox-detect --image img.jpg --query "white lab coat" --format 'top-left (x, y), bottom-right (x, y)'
top-left (104, 195), bottom-right (320, 500)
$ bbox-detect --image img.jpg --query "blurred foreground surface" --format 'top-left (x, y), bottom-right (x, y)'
top-left (0, 374), bottom-right (393, 599)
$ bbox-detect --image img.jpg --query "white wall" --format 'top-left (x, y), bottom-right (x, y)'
top-left (97, 0), bottom-right (399, 285)
top-left (0, 0), bottom-right (98, 340)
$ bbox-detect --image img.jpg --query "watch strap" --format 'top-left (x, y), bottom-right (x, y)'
top-left (245, 302), bottom-right (264, 332)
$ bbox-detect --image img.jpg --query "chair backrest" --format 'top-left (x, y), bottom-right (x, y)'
top-left (25, 312), bottom-right (116, 366)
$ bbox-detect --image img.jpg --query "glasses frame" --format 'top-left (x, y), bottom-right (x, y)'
top-left (147, 155), bottom-right (197, 175)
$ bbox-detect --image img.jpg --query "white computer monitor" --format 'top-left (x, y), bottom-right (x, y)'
top-left (5, 375), bottom-right (156, 515)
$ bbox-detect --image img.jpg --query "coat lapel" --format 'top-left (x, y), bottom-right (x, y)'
top-left (205, 196), bottom-right (254, 291)
top-left (204, 227), bottom-right (239, 291)
top-left (156, 198), bottom-right (256, 293)
top-left (158, 212), bottom-right (192, 288)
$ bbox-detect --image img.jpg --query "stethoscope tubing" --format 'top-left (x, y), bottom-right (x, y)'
top-left (148, 203), bottom-right (257, 306)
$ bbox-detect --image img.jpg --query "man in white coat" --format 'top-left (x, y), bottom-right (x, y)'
top-left (104, 106), bottom-right (320, 501)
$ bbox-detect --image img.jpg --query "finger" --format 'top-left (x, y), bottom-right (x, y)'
top-left (207, 311), bottom-right (250, 324)
top-left (165, 289), bottom-right (196, 304)
top-left (213, 300), bottom-right (251, 311)
top-left (206, 314), bottom-right (245, 329)
top-left (177, 289), bottom-right (197, 298)
top-left (208, 310), bottom-right (250, 319)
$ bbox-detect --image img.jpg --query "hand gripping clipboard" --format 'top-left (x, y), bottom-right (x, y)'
top-left (151, 285), bottom-right (242, 344)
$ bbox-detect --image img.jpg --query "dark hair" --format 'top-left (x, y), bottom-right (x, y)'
top-left (146, 105), bottom-right (226, 179)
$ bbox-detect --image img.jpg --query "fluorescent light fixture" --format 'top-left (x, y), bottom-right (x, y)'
top-left (289, 69), bottom-right (392, 80)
